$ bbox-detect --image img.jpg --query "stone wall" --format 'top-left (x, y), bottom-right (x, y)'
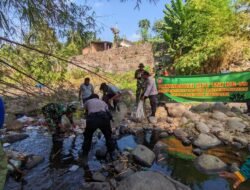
top-left (71, 43), bottom-right (154, 73)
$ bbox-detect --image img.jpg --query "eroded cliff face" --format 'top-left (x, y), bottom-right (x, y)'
top-left (70, 43), bottom-right (155, 73)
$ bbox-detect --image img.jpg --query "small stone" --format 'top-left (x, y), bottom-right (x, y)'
top-left (68, 165), bottom-right (79, 172)
top-left (25, 155), bottom-right (44, 169)
top-left (3, 143), bottom-right (11, 148)
top-left (159, 132), bottom-right (169, 138)
top-left (149, 116), bottom-right (157, 124)
top-left (132, 145), bottom-right (156, 167)
top-left (229, 163), bottom-right (240, 172)
top-left (92, 172), bottom-right (106, 182)
top-left (192, 148), bottom-right (203, 156)
top-left (196, 122), bottom-right (210, 133)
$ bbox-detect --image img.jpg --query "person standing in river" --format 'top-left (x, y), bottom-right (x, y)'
top-left (79, 77), bottom-right (94, 105)
top-left (81, 94), bottom-right (115, 166)
top-left (220, 157), bottom-right (250, 189)
top-left (135, 63), bottom-right (146, 104)
top-left (42, 103), bottom-right (77, 136)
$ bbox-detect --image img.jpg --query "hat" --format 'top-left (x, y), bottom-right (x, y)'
top-left (139, 63), bottom-right (144, 68)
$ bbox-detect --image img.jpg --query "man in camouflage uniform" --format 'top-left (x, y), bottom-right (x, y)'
top-left (42, 103), bottom-right (77, 135)
top-left (135, 63), bottom-right (146, 104)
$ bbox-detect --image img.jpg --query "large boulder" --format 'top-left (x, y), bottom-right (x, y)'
top-left (194, 154), bottom-right (227, 174)
top-left (226, 119), bottom-right (246, 132)
top-left (173, 129), bottom-right (191, 145)
top-left (193, 133), bottom-right (221, 149)
top-left (211, 103), bottom-right (230, 113)
top-left (132, 145), bottom-right (155, 167)
top-left (191, 103), bottom-right (211, 113)
top-left (195, 122), bottom-right (210, 133)
top-left (117, 171), bottom-right (191, 190)
top-left (155, 107), bottom-right (168, 119)
top-left (165, 103), bottom-right (186, 118)
top-left (211, 111), bottom-right (228, 121)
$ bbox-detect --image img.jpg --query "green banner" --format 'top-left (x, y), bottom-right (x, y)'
top-left (157, 72), bottom-right (250, 103)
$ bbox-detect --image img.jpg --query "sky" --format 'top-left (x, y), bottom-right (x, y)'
top-left (78, 0), bottom-right (170, 42)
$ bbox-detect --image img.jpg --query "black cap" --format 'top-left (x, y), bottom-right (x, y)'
top-left (139, 63), bottom-right (144, 68)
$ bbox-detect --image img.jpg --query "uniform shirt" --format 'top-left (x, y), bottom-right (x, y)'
top-left (80, 83), bottom-right (94, 99)
top-left (144, 77), bottom-right (158, 97)
top-left (84, 98), bottom-right (109, 115)
top-left (42, 103), bottom-right (67, 128)
top-left (134, 69), bottom-right (145, 80)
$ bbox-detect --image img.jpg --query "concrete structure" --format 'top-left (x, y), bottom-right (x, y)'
top-left (82, 41), bottom-right (112, 55)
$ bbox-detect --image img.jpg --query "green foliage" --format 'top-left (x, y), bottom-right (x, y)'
top-left (138, 19), bottom-right (151, 42)
top-left (159, 0), bottom-right (250, 74)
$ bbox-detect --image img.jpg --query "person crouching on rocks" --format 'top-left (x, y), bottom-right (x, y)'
top-left (81, 94), bottom-right (116, 166)
top-left (42, 103), bottom-right (77, 136)
top-left (220, 157), bottom-right (250, 189)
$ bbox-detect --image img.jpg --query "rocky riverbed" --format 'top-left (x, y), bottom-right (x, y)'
top-left (1, 102), bottom-right (250, 190)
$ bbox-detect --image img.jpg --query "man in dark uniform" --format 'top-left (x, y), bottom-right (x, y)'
top-left (81, 94), bottom-right (115, 166)
top-left (135, 63), bottom-right (146, 104)
top-left (100, 83), bottom-right (121, 111)
top-left (42, 103), bottom-right (77, 135)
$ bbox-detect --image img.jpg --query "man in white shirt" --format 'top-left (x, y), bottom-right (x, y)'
top-left (79, 78), bottom-right (94, 104)
top-left (81, 94), bottom-right (115, 166)
top-left (141, 71), bottom-right (158, 117)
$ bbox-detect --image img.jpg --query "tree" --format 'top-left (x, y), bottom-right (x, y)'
top-left (0, 0), bottom-right (96, 40)
top-left (138, 19), bottom-right (151, 41)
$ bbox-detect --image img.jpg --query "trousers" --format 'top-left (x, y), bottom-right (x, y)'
top-left (82, 112), bottom-right (115, 156)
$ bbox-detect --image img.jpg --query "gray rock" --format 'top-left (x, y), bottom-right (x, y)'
top-left (193, 133), bottom-right (221, 149)
top-left (226, 111), bottom-right (237, 117)
top-left (212, 111), bottom-right (228, 121)
top-left (196, 122), bottom-right (210, 133)
top-left (132, 145), bottom-right (155, 167)
top-left (191, 103), bottom-right (211, 112)
top-left (231, 106), bottom-right (242, 114)
top-left (165, 103), bottom-right (186, 118)
top-left (117, 171), bottom-right (191, 190)
top-left (216, 131), bottom-right (233, 144)
top-left (194, 154), bottom-right (227, 174)
top-left (173, 129), bottom-right (191, 145)
top-left (226, 119), bottom-right (246, 132)
top-left (92, 172), bottom-right (106, 182)
top-left (1, 133), bottom-right (29, 143)
top-left (166, 117), bottom-right (174, 124)
top-left (229, 163), bottom-right (240, 172)
top-left (212, 103), bottom-right (230, 113)
top-left (192, 148), bottom-right (203, 156)
top-left (25, 155), bottom-right (44, 169)
top-left (114, 161), bottom-right (125, 173)
top-left (82, 182), bottom-right (110, 190)
top-left (159, 132), bottom-right (169, 138)
top-left (116, 168), bottom-right (135, 181)
top-left (233, 136), bottom-right (248, 146)
top-left (149, 116), bottom-right (157, 124)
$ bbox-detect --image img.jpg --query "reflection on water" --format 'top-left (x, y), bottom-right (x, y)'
top-left (4, 129), bottom-right (250, 190)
